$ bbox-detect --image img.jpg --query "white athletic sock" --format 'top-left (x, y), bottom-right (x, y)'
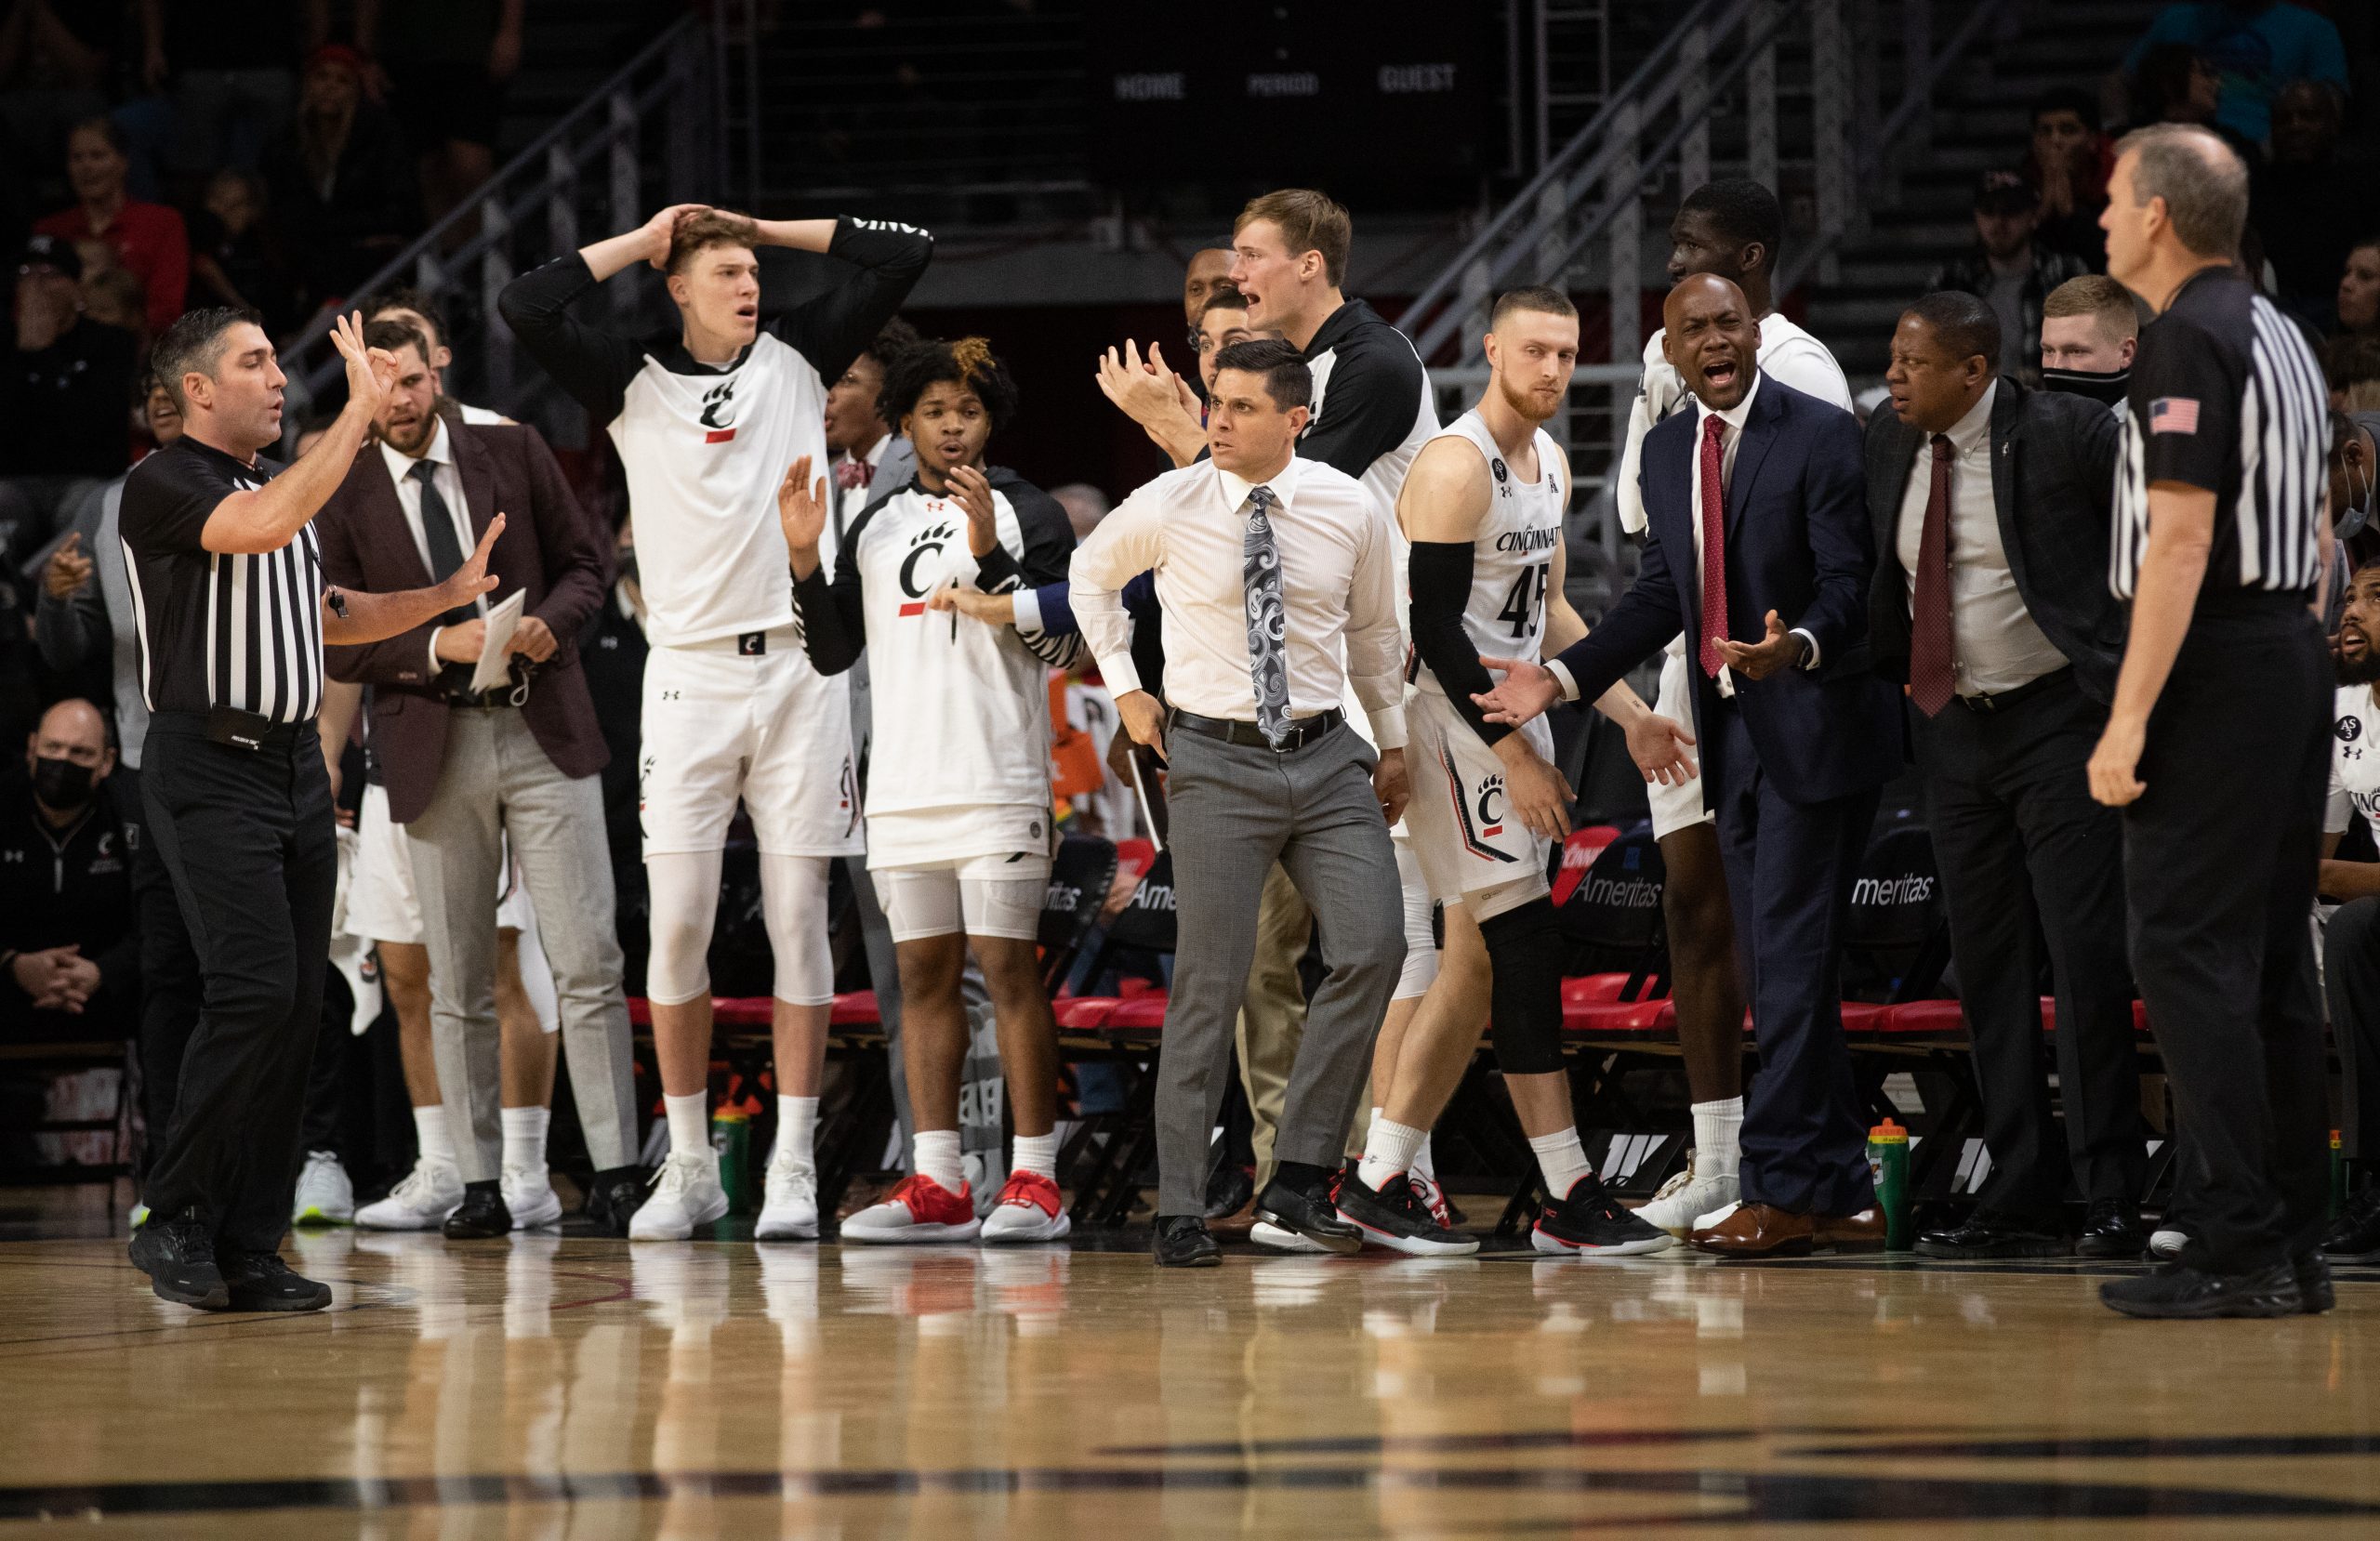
top-left (500, 1106), bottom-right (549, 1173)
top-left (913, 1129), bottom-right (963, 1192)
top-left (1011, 1131), bottom-right (1058, 1180)
top-left (414, 1105), bottom-right (456, 1168)
top-left (1412, 1132), bottom-right (1438, 1182)
top-left (1528, 1127), bottom-right (1595, 1203)
top-left (664, 1091), bottom-right (710, 1160)
top-left (1692, 1097), bottom-right (1744, 1179)
top-left (1357, 1118), bottom-right (1427, 1192)
top-left (776, 1096), bottom-right (819, 1171)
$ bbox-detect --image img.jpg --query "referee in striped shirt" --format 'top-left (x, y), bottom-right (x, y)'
top-left (121, 310), bottom-right (501, 1313)
top-left (2085, 125), bottom-right (2334, 1319)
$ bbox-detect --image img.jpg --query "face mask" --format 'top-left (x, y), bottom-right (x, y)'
top-left (2341, 454), bottom-right (2373, 541)
top-left (32, 756), bottom-right (93, 810)
top-left (2041, 364), bottom-right (2130, 407)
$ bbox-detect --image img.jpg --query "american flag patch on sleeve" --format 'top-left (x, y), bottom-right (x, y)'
top-left (2149, 397), bottom-right (2200, 434)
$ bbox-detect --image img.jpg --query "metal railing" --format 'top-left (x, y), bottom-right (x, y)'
top-left (275, 16), bottom-right (712, 438)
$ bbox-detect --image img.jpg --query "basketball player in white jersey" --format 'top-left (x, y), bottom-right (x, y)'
top-left (1612, 180), bottom-right (1855, 1234)
top-left (1339, 286), bottom-right (1690, 1257)
top-left (781, 336), bottom-right (1078, 1244)
top-left (499, 204), bottom-right (932, 1241)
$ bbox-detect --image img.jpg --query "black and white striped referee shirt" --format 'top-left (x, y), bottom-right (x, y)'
top-left (119, 436), bottom-right (324, 724)
top-left (2112, 267), bottom-right (2328, 599)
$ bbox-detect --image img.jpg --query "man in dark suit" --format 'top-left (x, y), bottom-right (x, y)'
top-left (1478, 273), bottom-right (1899, 1256)
top-left (315, 319), bottom-right (643, 1240)
top-left (1869, 291), bottom-right (2149, 1260)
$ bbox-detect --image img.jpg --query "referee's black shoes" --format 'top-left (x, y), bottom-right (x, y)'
top-left (1154, 1215), bottom-right (1221, 1268)
top-left (582, 1166), bottom-right (650, 1238)
top-left (1913, 1209), bottom-right (2067, 1259)
top-left (2098, 1259), bottom-right (2311, 1319)
top-left (2074, 1200), bottom-right (2150, 1259)
top-left (2320, 1186), bottom-right (2380, 1262)
top-left (443, 1181), bottom-right (513, 1240)
top-left (127, 1205), bottom-right (228, 1311)
top-left (221, 1250), bottom-right (333, 1312)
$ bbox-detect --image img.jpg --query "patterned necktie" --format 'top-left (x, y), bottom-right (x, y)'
top-left (1908, 433), bottom-right (1958, 717)
top-left (411, 461), bottom-right (478, 628)
top-left (835, 458), bottom-right (870, 491)
top-left (1696, 415), bottom-right (1730, 678)
top-left (1241, 484), bottom-right (1291, 747)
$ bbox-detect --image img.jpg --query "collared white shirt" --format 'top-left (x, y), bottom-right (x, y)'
top-left (1070, 450), bottom-right (1407, 749)
top-left (378, 417), bottom-right (483, 676)
top-left (1891, 379), bottom-right (2065, 696)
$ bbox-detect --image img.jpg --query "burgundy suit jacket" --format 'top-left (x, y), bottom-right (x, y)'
top-left (316, 416), bottom-right (613, 824)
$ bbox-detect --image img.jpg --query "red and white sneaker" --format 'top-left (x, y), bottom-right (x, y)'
top-left (1408, 1170), bottom-right (1454, 1230)
top-left (981, 1170), bottom-right (1072, 1245)
top-left (840, 1174), bottom-right (981, 1245)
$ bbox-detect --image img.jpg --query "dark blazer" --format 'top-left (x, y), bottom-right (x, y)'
top-left (1864, 377), bottom-right (2124, 705)
top-left (315, 416), bottom-right (613, 824)
top-left (1551, 373), bottom-right (1900, 805)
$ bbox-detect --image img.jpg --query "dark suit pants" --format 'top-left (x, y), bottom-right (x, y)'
top-left (1912, 671), bottom-right (2145, 1218)
top-left (2124, 609), bottom-right (2328, 1276)
top-left (139, 716), bottom-right (337, 1254)
top-left (1707, 699), bottom-right (1880, 1215)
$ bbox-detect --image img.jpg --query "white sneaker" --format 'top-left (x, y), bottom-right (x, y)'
top-left (756, 1157), bottom-right (820, 1242)
top-left (1634, 1152), bottom-right (1740, 1237)
top-left (356, 1156), bottom-right (465, 1230)
top-left (1250, 1220), bottom-right (1330, 1254)
top-left (502, 1165), bottom-right (564, 1230)
top-left (628, 1151), bottom-right (730, 1241)
top-left (291, 1150), bottom-right (355, 1226)
top-left (980, 1170), bottom-right (1072, 1245)
top-left (2149, 1225), bottom-right (2190, 1259)
top-left (840, 1174), bottom-right (981, 1245)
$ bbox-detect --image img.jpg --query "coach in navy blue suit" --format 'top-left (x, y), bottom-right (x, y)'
top-left (1478, 274), bottom-right (1899, 1256)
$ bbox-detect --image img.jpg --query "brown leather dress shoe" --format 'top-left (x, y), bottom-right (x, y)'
top-left (1815, 1206), bottom-right (1886, 1252)
top-left (1689, 1203), bottom-right (1815, 1257)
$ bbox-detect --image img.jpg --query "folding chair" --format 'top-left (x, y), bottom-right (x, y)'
top-left (1055, 850), bottom-right (1177, 1227)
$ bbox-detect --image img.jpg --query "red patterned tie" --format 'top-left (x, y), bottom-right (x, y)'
top-left (1908, 434), bottom-right (1957, 717)
top-left (1697, 414), bottom-right (1730, 678)
top-left (835, 458), bottom-right (870, 491)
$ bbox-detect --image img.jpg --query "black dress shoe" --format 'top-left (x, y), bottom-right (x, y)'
top-left (1913, 1209), bottom-right (2067, 1259)
top-left (127, 1205), bottom-right (228, 1311)
top-left (2320, 1186), bottom-right (2380, 1262)
top-left (2074, 1199), bottom-right (2149, 1259)
top-left (2099, 1259), bottom-right (2302, 1319)
top-left (443, 1180), bottom-right (512, 1240)
top-left (2294, 1250), bottom-right (2336, 1315)
top-left (1154, 1214), bottom-right (1221, 1268)
top-left (582, 1166), bottom-right (648, 1237)
top-left (220, 1250), bottom-right (333, 1312)
top-left (1251, 1177), bottom-right (1362, 1255)
top-left (1203, 1160), bottom-right (1255, 1222)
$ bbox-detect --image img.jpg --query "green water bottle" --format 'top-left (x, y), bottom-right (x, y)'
top-left (2333, 1128), bottom-right (2347, 1220)
top-left (1868, 1118), bottom-right (1911, 1250)
top-left (711, 1110), bottom-right (753, 1218)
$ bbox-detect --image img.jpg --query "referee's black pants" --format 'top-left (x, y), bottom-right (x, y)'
top-left (2123, 605), bottom-right (2330, 1276)
top-left (113, 766), bottom-right (208, 1178)
top-left (139, 714), bottom-right (337, 1255)
top-left (1911, 670), bottom-right (2146, 1219)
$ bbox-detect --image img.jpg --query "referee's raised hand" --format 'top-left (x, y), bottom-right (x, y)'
top-left (330, 311), bottom-right (399, 418)
top-left (439, 512), bottom-right (507, 610)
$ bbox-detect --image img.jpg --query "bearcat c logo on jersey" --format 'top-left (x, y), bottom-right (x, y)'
top-left (699, 379), bottom-right (737, 442)
top-left (1440, 745), bottom-right (1519, 863)
top-left (897, 520), bottom-right (957, 614)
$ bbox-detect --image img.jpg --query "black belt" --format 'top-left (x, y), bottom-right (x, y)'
top-left (1952, 666), bottom-right (2070, 715)
top-left (1169, 707), bottom-right (1344, 751)
top-left (152, 707), bottom-right (307, 752)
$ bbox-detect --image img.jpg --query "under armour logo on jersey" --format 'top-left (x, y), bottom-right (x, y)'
top-left (897, 521), bottom-right (958, 612)
top-left (2341, 716), bottom-right (2365, 744)
top-left (699, 379), bottom-right (737, 441)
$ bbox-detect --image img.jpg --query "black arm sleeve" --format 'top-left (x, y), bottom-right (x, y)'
top-left (975, 480), bottom-right (1082, 667)
top-left (793, 496), bottom-right (883, 676)
top-left (1408, 540), bottom-right (1510, 746)
top-left (496, 255), bottom-right (653, 428)
top-left (1297, 327), bottom-right (1427, 481)
top-left (767, 217), bottom-right (936, 385)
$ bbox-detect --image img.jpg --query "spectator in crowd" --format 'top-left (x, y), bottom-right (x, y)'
top-left (262, 45), bottom-right (416, 313)
top-left (34, 116), bottom-right (189, 337)
top-left (0, 235), bottom-right (138, 554)
top-left (2319, 564), bottom-right (2380, 1260)
top-left (2024, 86), bottom-right (2112, 270)
top-left (355, 0), bottom-right (525, 232)
top-left (2122, 2), bottom-right (2347, 147)
top-left (0, 699), bottom-right (138, 1044)
top-left (2253, 82), bottom-right (2376, 329)
top-left (2127, 44), bottom-right (2264, 163)
top-left (1930, 172), bottom-right (2091, 385)
top-left (189, 168), bottom-right (294, 334)
top-left (139, 0), bottom-right (318, 178)
top-left (2040, 274), bottom-right (2140, 412)
top-left (2337, 239), bottom-right (2380, 342)
top-left (79, 266), bottom-right (147, 349)
top-left (0, 0), bottom-right (117, 172)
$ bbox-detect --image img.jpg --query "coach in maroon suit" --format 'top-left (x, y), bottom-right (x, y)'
top-left (315, 318), bottom-right (642, 1239)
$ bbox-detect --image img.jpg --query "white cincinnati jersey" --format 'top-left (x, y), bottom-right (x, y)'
top-left (843, 485), bottom-right (1061, 828)
top-left (2329, 683), bottom-right (2380, 841)
top-left (1411, 410), bottom-right (1566, 694)
top-left (608, 332), bottom-right (835, 648)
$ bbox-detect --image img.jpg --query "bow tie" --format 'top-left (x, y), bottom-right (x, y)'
top-left (834, 459), bottom-right (870, 491)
